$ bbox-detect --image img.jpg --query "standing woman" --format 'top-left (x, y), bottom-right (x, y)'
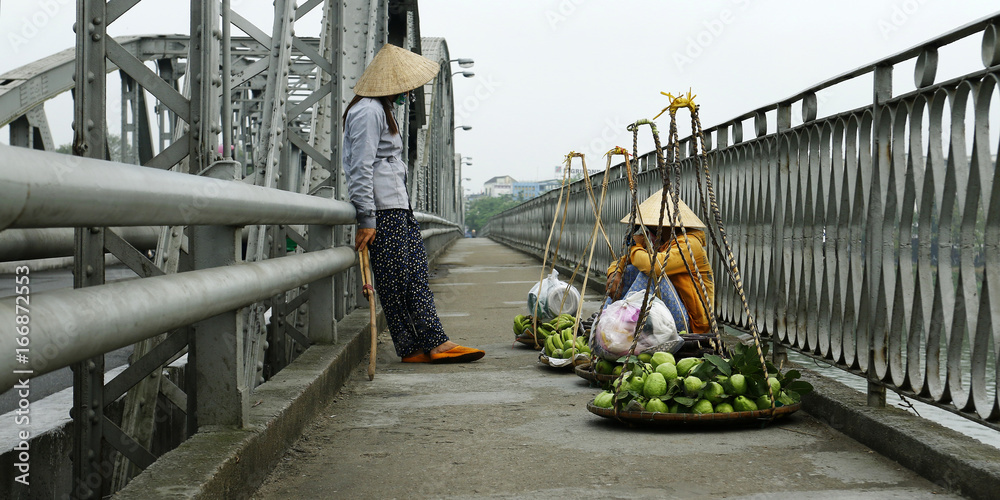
top-left (343, 44), bottom-right (484, 363)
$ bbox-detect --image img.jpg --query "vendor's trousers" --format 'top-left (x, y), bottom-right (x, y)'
top-left (369, 209), bottom-right (449, 357)
top-left (604, 264), bottom-right (691, 333)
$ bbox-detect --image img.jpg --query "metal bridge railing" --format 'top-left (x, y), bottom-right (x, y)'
top-left (486, 12), bottom-right (1000, 431)
top-left (0, 1), bottom-right (466, 496)
top-left (0, 144), bottom-right (359, 395)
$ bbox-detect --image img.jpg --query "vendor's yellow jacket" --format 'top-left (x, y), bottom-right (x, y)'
top-left (608, 230), bottom-right (715, 333)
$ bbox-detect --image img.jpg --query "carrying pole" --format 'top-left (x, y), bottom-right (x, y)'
top-left (360, 247), bottom-right (377, 380)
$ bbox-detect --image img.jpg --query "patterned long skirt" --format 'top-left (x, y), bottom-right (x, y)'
top-left (368, 209), bottom-right (449, 357)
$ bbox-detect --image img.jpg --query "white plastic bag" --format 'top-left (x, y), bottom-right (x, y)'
top-left (591, 291), bottom-right (681, 360)
top-left (527, 270), bottom-right (581, 321)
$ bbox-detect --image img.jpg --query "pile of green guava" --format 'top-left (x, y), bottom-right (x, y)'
top-left (591, 343), bottom-right (813, 414)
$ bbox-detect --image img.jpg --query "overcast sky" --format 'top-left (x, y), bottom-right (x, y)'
top-left (2, 1), bottom-right (998, 191)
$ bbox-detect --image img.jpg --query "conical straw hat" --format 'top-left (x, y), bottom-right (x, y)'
top-left (621, 189), bottom-right (706, 229)
top-left (354, 44), bottom-right (440, 97)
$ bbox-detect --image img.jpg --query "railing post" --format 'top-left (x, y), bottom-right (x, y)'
top-left (769, 102), bottom-right (792, 368)
top-left (189, 0), bottom-right (249, 427)
top-left (309, 186), bottom-right (337, 344)
top-left (866, 64), bottom-right (892, 408)
top-left (191, 162), bottom-right (248, 427)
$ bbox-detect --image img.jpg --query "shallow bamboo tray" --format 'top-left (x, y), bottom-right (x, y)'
top-left (586, 401), bottom-right (801, 427)
top-left (574, 362), bottom-right (616, 384)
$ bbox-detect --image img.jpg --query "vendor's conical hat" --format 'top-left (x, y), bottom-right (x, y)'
top-left (353, 44), bottom-right (440, 97)
top-left (621, 189), bottom-right (706, 229)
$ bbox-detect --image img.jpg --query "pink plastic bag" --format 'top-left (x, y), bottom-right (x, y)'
top-left (591, 291), bottom-right (682, 360)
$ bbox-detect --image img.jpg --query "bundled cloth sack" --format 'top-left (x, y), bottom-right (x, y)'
top-left (527, 270), bottom-right (581, 321)
top-left (591, 290), bottom-right (682, 360)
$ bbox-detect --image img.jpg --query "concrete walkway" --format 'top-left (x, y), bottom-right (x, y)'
top-left (252, 238), bottom-right (958, 499)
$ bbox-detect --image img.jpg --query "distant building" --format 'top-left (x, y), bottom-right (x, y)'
top-left (484, 175), bottom-right (516, 197)
top-left (512, 179), bottom-right (563, 200)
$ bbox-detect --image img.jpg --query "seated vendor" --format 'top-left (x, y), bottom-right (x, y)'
top-left (606, 190), bottom-right (716, 334)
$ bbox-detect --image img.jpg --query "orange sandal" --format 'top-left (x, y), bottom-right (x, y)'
top-left (430, 345), bottom-right (485, 363)
top-left (402, 351), bottom-right (432, 363)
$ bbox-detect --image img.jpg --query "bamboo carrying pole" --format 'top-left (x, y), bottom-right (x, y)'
top-left (360, 247), bottom-right (377, 380)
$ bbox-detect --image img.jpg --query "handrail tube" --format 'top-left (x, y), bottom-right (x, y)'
top-left (0, 246), bottom-right (357, 393)
top-left (0, 227), bottom-right (161, 262)
top-left (414, 211), bottom-right (462, 229)
top-left (0, 145), bottom-right (356, 230)
top-left (420, 227), bottom-right (460, 239)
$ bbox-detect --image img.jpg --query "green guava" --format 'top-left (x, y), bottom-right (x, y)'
top-left (733, 395), bottom-right (758, 412)
top-left (645, 398), bottom-right (668, 413)
top-left (650, 351), bottom-right (675, 368)
top-left (728, 374), bottom-right (747, 395)
top-left (676, 357), bottom-right (701, 377)
top-left (767, 376), bottom-right (781, 395)
top-left (692, 399), bottom-right (714, 414)
top-left (593, 391), bottom-right (614, 408)
top-left (595, 359), bottom-right (614, 374)
top-left (683, 376), bottom-right (705, 396)
top-left (628, 373), bottom-right (645, 393)
top-left (655, 362), bottom-right (678, 381)
top-left (643, 372), bottom-right (667, 398)
top-left (756, 394), bottom-right (774, 410)
top-left (703, 381), bottom-right (725, 404)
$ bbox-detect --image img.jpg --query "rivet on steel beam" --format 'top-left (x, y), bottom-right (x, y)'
top-left (93, 16), bottom-right (103, 25)
top-left (87, 360), bottom-right (96, 371)
top-left (92, 399), bottom-right (100, 408)
top-left (72, 22), bottom-right (77, 33)
top-left (92, 33), bottom-right (102, 42)
top-left (85, 265), bottom-right (94, 277)
top-left (90, 227), bottom-right (100, 233)
top-left (87, 449), bottom-right (96, 459)
top-left (87, 71), bottom-right (95, 83)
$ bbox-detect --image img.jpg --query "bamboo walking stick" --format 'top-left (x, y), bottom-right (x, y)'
top-left (360, 247), bottom-right (377, 380)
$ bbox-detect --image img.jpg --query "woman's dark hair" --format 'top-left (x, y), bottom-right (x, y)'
top-left (343, 95), bottom-right (399, 135)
